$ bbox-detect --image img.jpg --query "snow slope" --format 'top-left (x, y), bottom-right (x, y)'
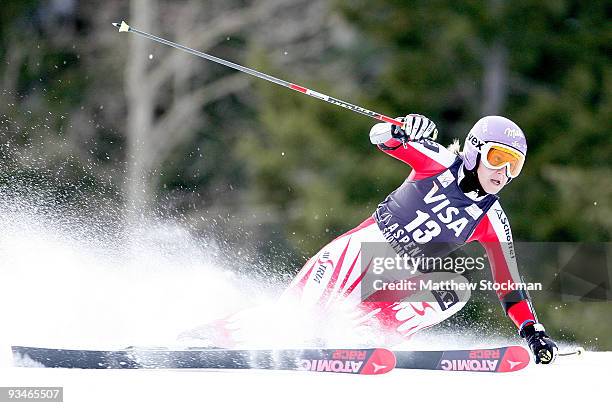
top-left (0, 193), bottom-right (606, 407)
top-left (0, 351), bottom-right (607, 408)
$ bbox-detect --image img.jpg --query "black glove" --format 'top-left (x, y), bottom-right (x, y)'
top-left (520, 323), bottom-right (558, 364)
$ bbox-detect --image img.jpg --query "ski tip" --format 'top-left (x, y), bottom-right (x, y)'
top-left (498, 346), bottom-right (531, 372)
top-left (360, 348), bottom-right (396, 375)
top-left (112, 21), bottom-right (130, 32)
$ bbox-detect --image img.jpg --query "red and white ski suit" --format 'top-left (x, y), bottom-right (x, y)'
top-left (282, 136), bottom-right (537, 344)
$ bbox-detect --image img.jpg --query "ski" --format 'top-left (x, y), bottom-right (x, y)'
top-left (394, 346), bottom-right (530, 372)
top-left (12, 345), bottom-right (529, 373)
top-left (12, 346), bottom-right (396, 375)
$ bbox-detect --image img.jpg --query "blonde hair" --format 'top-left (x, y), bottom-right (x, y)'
top-left (447, 139), bottom-right (462, 156)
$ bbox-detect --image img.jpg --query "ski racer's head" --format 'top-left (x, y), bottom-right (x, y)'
top-left (462, 116), bottom-right (527, 194)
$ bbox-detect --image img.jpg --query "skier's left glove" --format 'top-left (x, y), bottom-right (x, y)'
top-left (520, 323), bottom-right (558, 364)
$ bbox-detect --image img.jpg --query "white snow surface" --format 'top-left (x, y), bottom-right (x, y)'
top-left (0, 194), bottom-right (607, 407)
top-left (0, 352), bottom-right (608, 407)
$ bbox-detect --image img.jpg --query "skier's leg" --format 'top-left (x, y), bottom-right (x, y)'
top-left (180, 217), bottom-right (471, 347)
top-left (280, 217), bottom-right (383, 308)
top-left (283, 219), bottom-right (473, 345)
top-left (278, 219), bottom-right (472, 346)
top-left (356, 274), bottom-right (471, 345)
top-left (179, 217), bottom-right (385, 347)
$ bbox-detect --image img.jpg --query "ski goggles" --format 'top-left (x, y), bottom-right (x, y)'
top-left (481, 143), bottom-right (525, 178)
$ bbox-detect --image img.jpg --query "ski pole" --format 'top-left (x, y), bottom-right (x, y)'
top-left (112, 21), bottom-right (403, 127)
top-left (558, 347), bottom-right (585, 357)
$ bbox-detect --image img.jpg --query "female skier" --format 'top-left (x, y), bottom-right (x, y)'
top-left (190, 114), bottom-right (557, 364)
top-left (278, 114), bottom-right (558, 364)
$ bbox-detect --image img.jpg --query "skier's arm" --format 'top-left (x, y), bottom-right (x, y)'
top-left (369, 115), bottom-right (456, 179)
top-left (467, 202), bottom-right (536, 328)
top-left (469, 205), bottom-right (559, 363)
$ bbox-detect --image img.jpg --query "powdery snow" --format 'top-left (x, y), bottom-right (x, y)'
top-left (0, 193), bottom-right (605, 407)
top-left (0, 351), bottom-right (607, 407)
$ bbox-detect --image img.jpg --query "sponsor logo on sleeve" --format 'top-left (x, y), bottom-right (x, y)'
top-left (494, 208), bottom-right (515, 258)
top-left (420, 138), bottom-right (440, 152)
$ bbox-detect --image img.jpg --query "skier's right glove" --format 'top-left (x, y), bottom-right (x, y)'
top-left (391, 113), bottom-right (438, 143)
top-left (369, 114), bottom-right (438, 147)
top-left (520, 323), bottom-right (558, 364)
